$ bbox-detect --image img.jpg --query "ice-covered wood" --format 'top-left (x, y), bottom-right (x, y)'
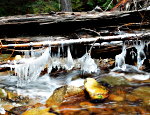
top-left (1, 32), bottom-right (150, 49)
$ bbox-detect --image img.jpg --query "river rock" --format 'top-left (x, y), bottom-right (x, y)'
top-left (22, 108), bottom-right (55, 115)
top-left (59, 105), bottom-right (89, 115)
top-left (84, 78), bottom-right (108, 100)
top-left (108, 94), bottom-right (124, 102)
top-left (100, 76), bottom-right (130, 87)
top-left (46, 85), bottom-right (85, 107)
top-left (132, 86), bottom-right (150, 106)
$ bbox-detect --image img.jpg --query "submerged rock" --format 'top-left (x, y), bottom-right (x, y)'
top-left (108, 94), bottom-right (124, 102)
top-left (46, 85), bottom-right (85, 107)
top-left (132, 86), bottom-right (150, 106)
top-left (100, 75), bottom-right (130, 87)
top-left (22, 108), bottom-right (54, 115)
top-left (84, 78), bottom-right (108, 100)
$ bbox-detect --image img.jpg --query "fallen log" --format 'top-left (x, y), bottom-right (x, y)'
top-left (1, 32), bottom-right (150, 49)
top-left (0, 9), bottom-right (149, 37)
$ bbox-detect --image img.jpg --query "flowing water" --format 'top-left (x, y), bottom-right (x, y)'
top-left (0, 39), bottom-right (149, 114)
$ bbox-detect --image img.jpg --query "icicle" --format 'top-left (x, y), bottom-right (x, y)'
top-left (64, 46), bottom-right (74, 70)
top-left (78, 53), bottom-right (98, 73)
top-left (115, 42), bottom-right (127, 71)
top-left (146, 41), bottom-right (150, 52)
top-left (134, 40), bottom-right (146, 69)
top-left (57, 46), bottom-right (61, 58)
top-left (47, 46), bottom-right (52, 74)
top-left (31, 47), bottom-right (35, 57)
top-left (61, 43), bottom-right (64, 57)
top-left (23, 50), bottom-right (30, 58)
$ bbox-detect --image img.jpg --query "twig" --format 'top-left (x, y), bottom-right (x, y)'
top-left (104, 0), bottom-right (114, 11)
top-left (78, 28), bottom-right (100, 36)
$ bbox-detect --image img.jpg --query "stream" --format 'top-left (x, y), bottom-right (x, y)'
top-left (0, 35), bottom-right (150, 114)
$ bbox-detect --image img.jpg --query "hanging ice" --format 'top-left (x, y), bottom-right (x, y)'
top-left (12, 48), bottom-right (50, 86)
top-left (64, 47), bottom-right (74, 70)
top-left (78, 53), bottom-right (98, 73)
top-left (134, 41), bottom-right (146, 69)
top-left (115, 43), bottom-right (127, 71)
top-left (8, 44), bottom-right (101, 87)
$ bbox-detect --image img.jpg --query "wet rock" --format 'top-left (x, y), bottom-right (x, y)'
top-left (108, 94), bottom-right (124, 102)
top-left (132, 86), bottom-right (150, 106)
top-left (81, 102), bottom-right (113, 115)
top-left (22, 108), bottom-right (55, 115)
top-left (46, 85), bottom-right (85, 107)
top-left (100, 76), bottom-right (130, 87)
top-left (84, 78), bottom-right (108, 100)
top-left (79, 101), bottom-right (96, 112)
top-left (112, 105), bottom-right (148, 114)
top-left (126, 94), bottom-right (140, 102)
top-left (59, 105), bottom-right (89, 115)
top-left (6, 91), bottom-right (30, 104)
top-left (10, 105), bottom-right (32, 115)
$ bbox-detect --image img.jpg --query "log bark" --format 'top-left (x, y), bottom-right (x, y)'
top-left (0, 9), bottom-right (149, 37)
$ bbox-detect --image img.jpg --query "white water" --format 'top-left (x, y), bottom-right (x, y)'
top-left (0, 70), bottom-right (84, 103)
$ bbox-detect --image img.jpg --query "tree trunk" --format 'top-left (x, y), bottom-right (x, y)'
top-left (60, 0), bottom-right (72, 12)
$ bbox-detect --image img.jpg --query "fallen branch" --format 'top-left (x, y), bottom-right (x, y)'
top-left (1, 32), bottom-right (150, 49)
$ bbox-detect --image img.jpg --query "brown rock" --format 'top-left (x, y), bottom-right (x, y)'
top-left (108, 94), bottom-right (124, 102)
top-left (59, 105), bottom-right (89, 115)
top-left (10, 105), bottom-right (32, 115)
top-left (46, 85), bottom-right (85, 107)
top-left (22, 108), bottom-right (55, 115)
top-left (132, 86), bottom-right (150, 106)
top-left (126, 94), bottom-right (140, 102)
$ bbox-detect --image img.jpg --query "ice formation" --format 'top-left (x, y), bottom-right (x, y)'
top-left (115, 43), bottom-right (127, 71)
top-left (114, 40), bottom-right (147, 72)
top-left (134, 41), bottom-right (146, 69)
top-left (10, 45), bottom-right (98, 86)
top-left (13, 48), bottom-right (50, 86)
top-left (78, 53), bottom-right (98, 73)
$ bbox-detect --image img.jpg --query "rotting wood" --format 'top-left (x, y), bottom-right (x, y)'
top-left (1, 32), bottom-right (150, 49)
